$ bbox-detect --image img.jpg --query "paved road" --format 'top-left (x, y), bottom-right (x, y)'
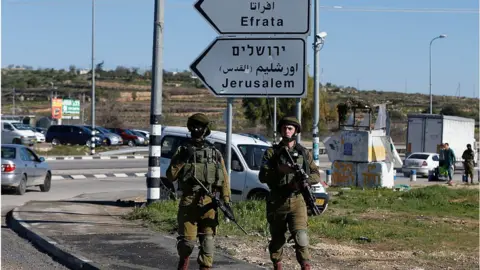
top-left (1, 177), bottom-right (145, 270)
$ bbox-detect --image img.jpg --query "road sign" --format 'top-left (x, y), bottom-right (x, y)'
top-left (194, 0), bottom-right (311, 35)
top-left (62, 99), bottom-right (81, 119)
top-left (51, 98), bottom-right (63, 120)
top-left (190, 37), bottom-right (307, 98)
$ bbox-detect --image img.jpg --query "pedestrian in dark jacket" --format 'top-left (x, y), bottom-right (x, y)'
top-left (462, 144), bottom-right (475, 184)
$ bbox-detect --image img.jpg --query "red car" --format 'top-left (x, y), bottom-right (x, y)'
top-left (107, 128), bottom-right (143, 147)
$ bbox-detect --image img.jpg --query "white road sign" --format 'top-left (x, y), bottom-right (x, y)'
top-left (190, 37), bottom-right (307, 98)
top-left (194, 0), bottom-right (311, 35)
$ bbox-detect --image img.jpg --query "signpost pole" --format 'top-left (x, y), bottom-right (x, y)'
top-left (296, 98), bottom-right (301, 143)
top-left (273, 97), bottom-right (277, 143)
top-left (226, 98), bottom-right (233, 177)
top-left (146, 0), bottom-right (165, 205)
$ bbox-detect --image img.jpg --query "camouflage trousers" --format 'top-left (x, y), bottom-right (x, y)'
top-left (266, 193), bottom-right (310, 264)
top-left (176, 195), bottom-right (218, 268)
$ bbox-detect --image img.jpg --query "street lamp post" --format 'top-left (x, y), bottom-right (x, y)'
top-left (429, 34), bottom-right (447, 114)
top-left (312, 29), bottom-right (327, 167)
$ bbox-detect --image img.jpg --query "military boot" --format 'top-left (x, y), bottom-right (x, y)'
top-left (301, 262), bottom-right (312, 270)
top-left (273, 262), bottom-right (282, 270)
top-left (177, 257), bottom-right (189, 270)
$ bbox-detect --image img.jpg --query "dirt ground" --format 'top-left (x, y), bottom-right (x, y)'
top-left (215, 236), bottom-right (479, 270)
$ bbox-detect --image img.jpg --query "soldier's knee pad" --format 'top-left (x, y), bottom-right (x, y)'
top-left (177, 237), bottom-right (196, 257)
top-left (201, 235), bottom-right (215, 255)
top-left (294, 230), bottom-right (309, 247)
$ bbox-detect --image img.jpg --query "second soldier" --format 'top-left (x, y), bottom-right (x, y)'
top-left (259, 116), bottom-right (322, 270)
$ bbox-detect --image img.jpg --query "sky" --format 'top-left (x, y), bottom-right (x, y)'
top-left (1, 0), bottom-right (479, 97)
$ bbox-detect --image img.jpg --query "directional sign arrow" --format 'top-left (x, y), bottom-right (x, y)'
top-left (194, 0), bottom-right (311, 35)
top-left (190, 37), bottom-right (307, 98)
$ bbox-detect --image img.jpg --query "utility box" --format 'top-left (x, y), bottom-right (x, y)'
top-left (406, 114), bottom-right (476, 163)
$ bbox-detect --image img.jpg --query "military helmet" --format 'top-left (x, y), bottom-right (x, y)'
top-left (187, 113), bottom-right (211, 136)
top-left (277, 116), bottom-right (302, 134)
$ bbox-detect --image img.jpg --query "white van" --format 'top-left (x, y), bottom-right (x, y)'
top-left (159, 126), bottom-right (329, 212)
top-left (1, 121), bottom-right (37, 146)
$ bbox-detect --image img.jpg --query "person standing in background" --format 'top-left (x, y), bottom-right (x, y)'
top-left (461, 144), bottom-right (475, 184)
top-left (443, 143), bottom-right (456, 186)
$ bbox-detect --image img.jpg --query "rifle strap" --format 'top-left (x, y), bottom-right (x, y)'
top-left (294, 144), bottom-right (310, 175)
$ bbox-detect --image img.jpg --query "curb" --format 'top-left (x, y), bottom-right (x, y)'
top-left (45, 155), bottom-right (149, 161)
top-left (52, 172), bottom-right (147, 180)
top-left (8, 204), bottom-right (101, 270)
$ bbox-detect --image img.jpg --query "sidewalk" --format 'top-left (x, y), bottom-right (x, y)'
top-left (9, 191), bottom-right (264, 270)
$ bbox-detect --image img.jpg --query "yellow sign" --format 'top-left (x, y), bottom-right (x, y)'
top-left (51, 98), bottom-right (63, 119)
top-left (315, 198), bottom-right (324, 205)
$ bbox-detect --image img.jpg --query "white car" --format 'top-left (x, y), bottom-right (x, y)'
top-left (402, 152), bottom-right (440, 177)
top-left (26, 126), bottom-right (46, 143)
top-left (1, 121), bottom-right (37, 146)
top-left (158, 126), bottom-right (329, 213)
top-left (133, 129), bottom-right (150, 138)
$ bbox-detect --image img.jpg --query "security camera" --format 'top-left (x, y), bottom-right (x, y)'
top-left (316, 32), bottom-right (327, 39)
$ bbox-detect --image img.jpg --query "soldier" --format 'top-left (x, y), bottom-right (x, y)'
top-left (259, 116), bottom-right (322, 270)
top-left (166, 113), bottom-right (231, 270)
top-left (462, 144), bottom-right (475, 184)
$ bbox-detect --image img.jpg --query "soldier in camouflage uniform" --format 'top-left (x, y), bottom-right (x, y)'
top-left (166, 113), bottom-right (231, 270)
top-left (462, 144), bottom-right (475, 184)
top-left (259, 116), bottom-right (321, 270)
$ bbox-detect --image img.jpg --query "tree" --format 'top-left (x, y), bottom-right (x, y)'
top-left (242, 74), bottom-right (318, 134)
top-left (69, 65), bottom-right (77, 74)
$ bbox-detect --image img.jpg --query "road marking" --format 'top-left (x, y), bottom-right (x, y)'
top-left (70, 175), bottom-right (87, 179)
top-left (135, 173), bottom-right (147, 177)
top-left (113, 173), bottom-right (128, 177)
top-left (52, 175), bottom-right (64, 180)
top-left (93, 174), bottom-right (107, 178)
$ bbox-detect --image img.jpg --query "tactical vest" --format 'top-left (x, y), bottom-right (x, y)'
top-left (464, 150), bottom-right (474, 160)
top-left (272, 144), bottom-right (310, 188)
top-left (177, 142), bottom-right (225, 192)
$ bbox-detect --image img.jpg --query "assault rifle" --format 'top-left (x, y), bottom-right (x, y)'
top-left (282, 147), bottom-right (322, 216)
top-left (192, 176), bottom-right (249, 235)
top-left (188, 145), bottom-right (248, 235)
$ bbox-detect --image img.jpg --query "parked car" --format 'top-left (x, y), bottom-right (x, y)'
top-left (25, 125), bottom-right (46, 143)
top-left (34, 127), bottom-right (47, 134)
top-left (130, 130), bottom-right (149, 146)
top-left (107, 128), bottom-right (144, 147)
top-left (82, 125), bottom-right (123, 146)
top-left (158, 126), bottom-right (329, 213)
top-left (1, 121), bottom-right (36, 146)
top-left (133, 129), bottom-right (150, 138)
top-left (1, 144), bottom-right (52, 195)
top-left (402, 152), bottom-right (440, 177)
top-left (45, 125), bottom-right (108, 147)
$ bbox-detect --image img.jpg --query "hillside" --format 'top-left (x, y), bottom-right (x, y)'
top-left (2, 67), bottom-right (478, 143)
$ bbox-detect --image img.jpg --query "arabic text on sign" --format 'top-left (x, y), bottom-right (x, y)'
top-left (232, 45), bottom-right (286, 57)
top-left (220, 63), bottom-right (299, 77)
top-left (221, 77), bottom-right (295, 89)
top-left (249, 1), bottom-right (275, 13)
